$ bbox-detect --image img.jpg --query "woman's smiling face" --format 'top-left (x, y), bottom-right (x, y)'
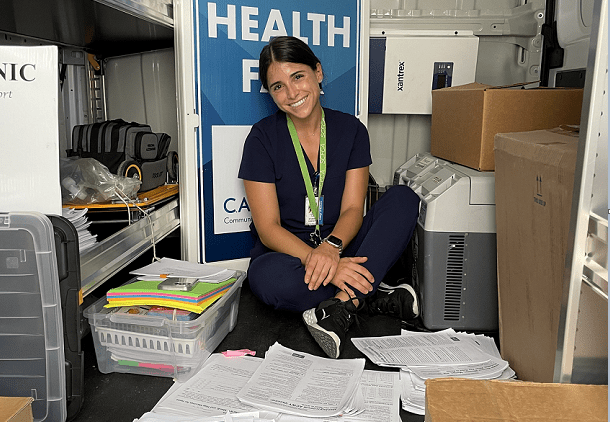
top-left (266, 61), bottom-right (323, 123)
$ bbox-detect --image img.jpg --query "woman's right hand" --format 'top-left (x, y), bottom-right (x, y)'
top-left (327, 256), bottom-right (374, 298)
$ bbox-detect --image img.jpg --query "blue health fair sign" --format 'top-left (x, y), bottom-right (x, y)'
top-left (194, 0), bottom-right (362, 262)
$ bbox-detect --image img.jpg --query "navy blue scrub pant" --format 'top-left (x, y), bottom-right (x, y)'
top-left (247, 184), bottom-right (420, 312)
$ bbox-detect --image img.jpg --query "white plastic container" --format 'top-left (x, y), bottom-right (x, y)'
top-left (0, 212), bottom-right (67, 422)
top-left (84, 271), bottom-right (245, 382)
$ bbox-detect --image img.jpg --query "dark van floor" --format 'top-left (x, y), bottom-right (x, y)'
top-left (73, 235), bottom-right (426, 422)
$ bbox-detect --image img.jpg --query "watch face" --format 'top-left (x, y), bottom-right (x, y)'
top-left (326, 235), bottom-right (342, 248)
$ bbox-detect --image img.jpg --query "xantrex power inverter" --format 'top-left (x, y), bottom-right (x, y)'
top-left (395, 153), bottom-right (498, 331)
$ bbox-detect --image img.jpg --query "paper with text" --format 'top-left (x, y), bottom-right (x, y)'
top-left (276, 370), bottom-right (400, 422)
top-left (236, 343), bottom-right (365, 418)
top-left (153, 354), bottom-right (262, 417)
top-left (135, 410), bottom-right (278, 422)
top-left (352, 330), bottom-right (501, 367)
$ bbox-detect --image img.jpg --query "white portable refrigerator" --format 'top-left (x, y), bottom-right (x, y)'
top-left (395, 153), bottom-right (498, 331)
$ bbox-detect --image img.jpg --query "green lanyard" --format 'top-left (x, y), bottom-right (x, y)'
top-left (286, 109), bottom-right (326, 243)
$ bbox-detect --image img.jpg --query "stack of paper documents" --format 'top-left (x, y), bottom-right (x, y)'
top-left (103, 257), bottom-right (239, 313)
top-left (62, 208), bottom-right (97, 253)
top-left (236, 343), bottom-right (365, 418)
top-left (135, 411), bottom-right (278, 422)
top-left (132, 257), bottom-right (236, 282)
top-left (352, 328), bottom-right (515, 415)
top-left (136, 343), bottom-right (403, 422)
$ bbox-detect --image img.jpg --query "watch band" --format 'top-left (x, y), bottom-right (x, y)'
top-left (323, 235), bottom-right (343, 254)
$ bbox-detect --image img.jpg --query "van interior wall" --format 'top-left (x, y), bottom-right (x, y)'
top-left (367, 0), bottom-right (546, 186)
top-left (2, 0), bottom-right (550, 188)
top-left (103, 49), bottom-right (179, 154)
top-left (549, 0), bottom-right (595, 86)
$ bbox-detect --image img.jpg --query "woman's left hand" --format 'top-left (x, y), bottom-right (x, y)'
top-left (304, 242), bottom-right (340, 290)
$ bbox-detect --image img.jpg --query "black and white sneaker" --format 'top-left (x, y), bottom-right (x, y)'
top-left (368, 282), bottom-right (419, 321)
top-left (302, 298), bottom-right (359, 359)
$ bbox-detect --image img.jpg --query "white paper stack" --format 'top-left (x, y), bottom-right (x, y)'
top-left (136, 411), bottom-right (278, 422)
top-left (236, 343), bottom-right (366, 419)
top-left (352, 329), bottom-right (516, 415)
top-left (62, 208), bottom-right (97, 253)
top-left (131, 257), bottom-right (236, 283)
top-left (142, 344), bottom-right (402, 422)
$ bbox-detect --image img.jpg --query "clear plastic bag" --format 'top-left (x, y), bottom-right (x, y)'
top-left (60, 157), bottom-right (141, 205)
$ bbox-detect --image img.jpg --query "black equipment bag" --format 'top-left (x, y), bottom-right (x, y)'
top-left (68, 119), bottom-right (171, 192)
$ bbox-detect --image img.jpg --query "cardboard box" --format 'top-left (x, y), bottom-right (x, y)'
top-left (0, 397), bottom-right (33, 422)
top-left (430, 82), bottom-right (583, 171)
top-left (425, 378), bottom-right (608, 421)
top-left (494, 127), bottom-right (579, 382)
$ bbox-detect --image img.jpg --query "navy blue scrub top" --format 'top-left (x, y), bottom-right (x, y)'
top-left (238, 108), bottom-right (372, 261)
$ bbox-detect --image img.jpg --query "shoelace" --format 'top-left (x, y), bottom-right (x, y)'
top-left (371, 292), bottom-right (404, 316)
top-left (331, 296), bottom-right (363, 332)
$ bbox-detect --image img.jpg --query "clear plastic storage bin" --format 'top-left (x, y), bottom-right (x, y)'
top-left (0, 212), bottom-right (67, 422)
top-left (83, 271), bottom-right (245, 382)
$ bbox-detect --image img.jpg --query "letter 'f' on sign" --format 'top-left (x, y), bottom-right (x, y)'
top-left (243, 59), bottom-right (259, 93)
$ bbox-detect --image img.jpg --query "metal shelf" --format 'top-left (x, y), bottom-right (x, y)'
top-left (93, 0), bottom-right (174, 28)
top-left (80, 198), bottom-right (179, 297)
top-left (0, 0), bottom-right (174, 58)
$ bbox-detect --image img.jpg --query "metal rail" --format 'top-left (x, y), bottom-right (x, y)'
top-left (80, 198), bottom-right (180, 297)
top-left (553, 0), bottom-right (608, 384)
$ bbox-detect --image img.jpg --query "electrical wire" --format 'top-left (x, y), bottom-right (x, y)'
top-left (113, 189), bottom-right (132, 225)
top-left (113, 184), bottom-right (160, 263)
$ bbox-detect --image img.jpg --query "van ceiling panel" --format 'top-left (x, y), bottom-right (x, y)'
top-left (0, 0), bottom-right (173, 58)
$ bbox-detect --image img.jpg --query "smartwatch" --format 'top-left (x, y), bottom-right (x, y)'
top-left (323, 235), bottom-right (343, 254)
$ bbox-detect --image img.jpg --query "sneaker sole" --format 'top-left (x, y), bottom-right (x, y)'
top-left (302, 308), bottom-right (341, 359)
top-left (377, 282), bottom-right (420, 317)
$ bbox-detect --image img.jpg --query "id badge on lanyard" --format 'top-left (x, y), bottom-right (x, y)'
top-left (287, 111), bottom-right (326, 245)
top-left (305, 197), bottom-right (324, 226)
top-left (305, 172), bottom-right (324, 226)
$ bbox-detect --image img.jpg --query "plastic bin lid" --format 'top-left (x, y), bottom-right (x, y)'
top-left (0, 212), bottom-right (67, 422)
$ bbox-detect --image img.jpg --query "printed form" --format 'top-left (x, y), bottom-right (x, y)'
top-left (145, 347), bottom-right (401, 421)
top-left (153, 354), bottom-right (262, 416)
top-left (135, 410), bottom-right (276, 422)
top-left (236, 343), bottom-right (365, 418)
top-left (351, 329), bottom-right (514, 417)
top-left (352, 329), bottom-right (506, 368)
top-left (278, 371), bottom-right (401, 422)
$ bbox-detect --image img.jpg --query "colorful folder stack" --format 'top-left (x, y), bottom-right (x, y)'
top-left (105, 278), bottom-right (236, 313)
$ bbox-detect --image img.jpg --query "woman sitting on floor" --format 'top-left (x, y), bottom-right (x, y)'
top-left (238, 36), bottom-right (420, 359)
